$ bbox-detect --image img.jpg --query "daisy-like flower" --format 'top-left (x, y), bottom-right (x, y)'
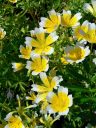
top-left (9, 0), bottom-right (17, 3)
top-left (79, 23), bottom-right (96, 43)
top-left (31, 72), bottom-right (63, 103)
top-left (84, 0), bottom-right (96, 17)
top-left (39, 9), bottom-right (61, 33)
top-left (0, 27), bottom-right (6, 39)
top-left (26, 56), bottom-right (49, 75)
top-left (25, 28), bottom-right (58, 56)
top-left (73, 20), bottom-right (89, 41)
top-left (61, 10), bottom-right (82, 28)
top-left (47, 86), bottom-right (73, 115)
top-left (4, 112), bottom-right (25, 128)
top-left (64, 43), bottom-right (90, 63)
top-left (19, 45), bottom-right (32, 59)
top-left (12, 63), bottom-right (24, 72)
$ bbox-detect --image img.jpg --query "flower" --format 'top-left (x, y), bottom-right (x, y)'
top-left (19, 45), bottom-right (32, 59)
top-left (64, 43), bottom-right (90, 63)
top-left (26, 56), bottom-right (49, 75)
top-left (93, 58), bottom-right (96, 64)
top-left (4, 112), bottom-right (25, 128)
top-left (61, 56), bottom-right (69, 65)
top-left (25, 28), bottom-right (58, 56)
top-left (9, 0), bottom-right (17, 3)
top-left (84, 0), bottom-right (96, 17)
top-left (12, 63), bottom-right (24, 72)
top-left (73, 20), bottom-right (89, 41)
top-left (31, 72), bottom-right (63, 103)
top-left (47, 86), bottom-right (73, 115)
top-left (79, 23), bottom-right (96, 43)
top-left (39, 9), bottom-right (61, 33)
top-left (61, 10), bottom-right (82, 27)
top-left (0, 27), bottom-right (6, 39)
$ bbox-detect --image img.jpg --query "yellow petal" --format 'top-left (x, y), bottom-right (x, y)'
top-left (31, 39), bottom-right (40, 47)
top-left (40, 72), bottom-right (50, 87)
top-left (46, 27), bottom-right (56, 33)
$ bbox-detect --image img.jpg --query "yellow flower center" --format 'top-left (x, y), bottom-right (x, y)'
top-left (21, 47), bottom-right (31, 59)
top-left (15, 63), bottom-right (24, 70)
top-left (50, 92), bottom-right (70, 112)
top-left (85, 29), bottom-right (96, 43)
top-left (61, 13), bottom-right (79, 27)
top-left (67, 47), bottom-right (85, 61)
top-left (8, 116), bottom-right (23, 128)
top-left (31, 57), bottom-right (47, 73)
top-left (0, 31), bottom-right (4, 39)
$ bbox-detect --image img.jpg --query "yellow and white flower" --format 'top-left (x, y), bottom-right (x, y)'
top-left (64, 43), bottom-right (90, 63)
top-left (31, 72), bottom-right (63, 103)
top-left (19, 45), bottom-right (32, 59)
top-left (9, 0), bottom-right (17, 3)
top-left (61, 10), bottom-right (82, 28)
top-left (25, 28), bottom-right (58, 56)
top-left (0, 27), bottom-right (6, 39)
top-left (26, 56), bottom-right (49, 75)
top-left (12, 63), bottom-right (24, 72)
top-left (84, 0), bottom-right (96, 17)
top-left (39, 9), bottom-right (61, 33)
top-left (73, 20), bottom-right (89, 41)
top-left (4, 112), bottom-right (25, 128)
top-left (47, 86), bottom-right (73, 115)
top-left (79, 23), bottom-right (96, 43)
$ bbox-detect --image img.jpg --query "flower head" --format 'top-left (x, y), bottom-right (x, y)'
top-left (25, 28), bottom-right (58, 56)
top-left (73, 20), bottom-right (89, 41)
top-left (39, 9), bottom-right (61, 33)
top-left (64, 43), bottom-right (90, 63)
top-left (19, 45), bottom-right (32, 59)
top-left (12, 63), bottom-right (24, 72)
top-left (61, 10), bottom-right (82, 27)
top-left (26, 56), bottom-right (49, 75)
top-left (79, 23), bottom-right (96, 43)
top-left (4, 113), bottom-right (25, 128)
top-left (47, 86), bottom-right (73, 115)
top-left (9, 0), bottom-right (17, 3)
top-left (0, 27), bottom-right (6, 39)
top-left (31, 72), bottom-right (63, 103)
top-left (84, 0), bottom-right (96, 17)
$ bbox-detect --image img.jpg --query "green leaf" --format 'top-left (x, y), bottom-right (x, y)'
top-left (53, 0), bottom-right (60, 9)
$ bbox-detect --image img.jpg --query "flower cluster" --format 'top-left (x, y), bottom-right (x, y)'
top-left (4, 0), bottom-right (96, 127)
